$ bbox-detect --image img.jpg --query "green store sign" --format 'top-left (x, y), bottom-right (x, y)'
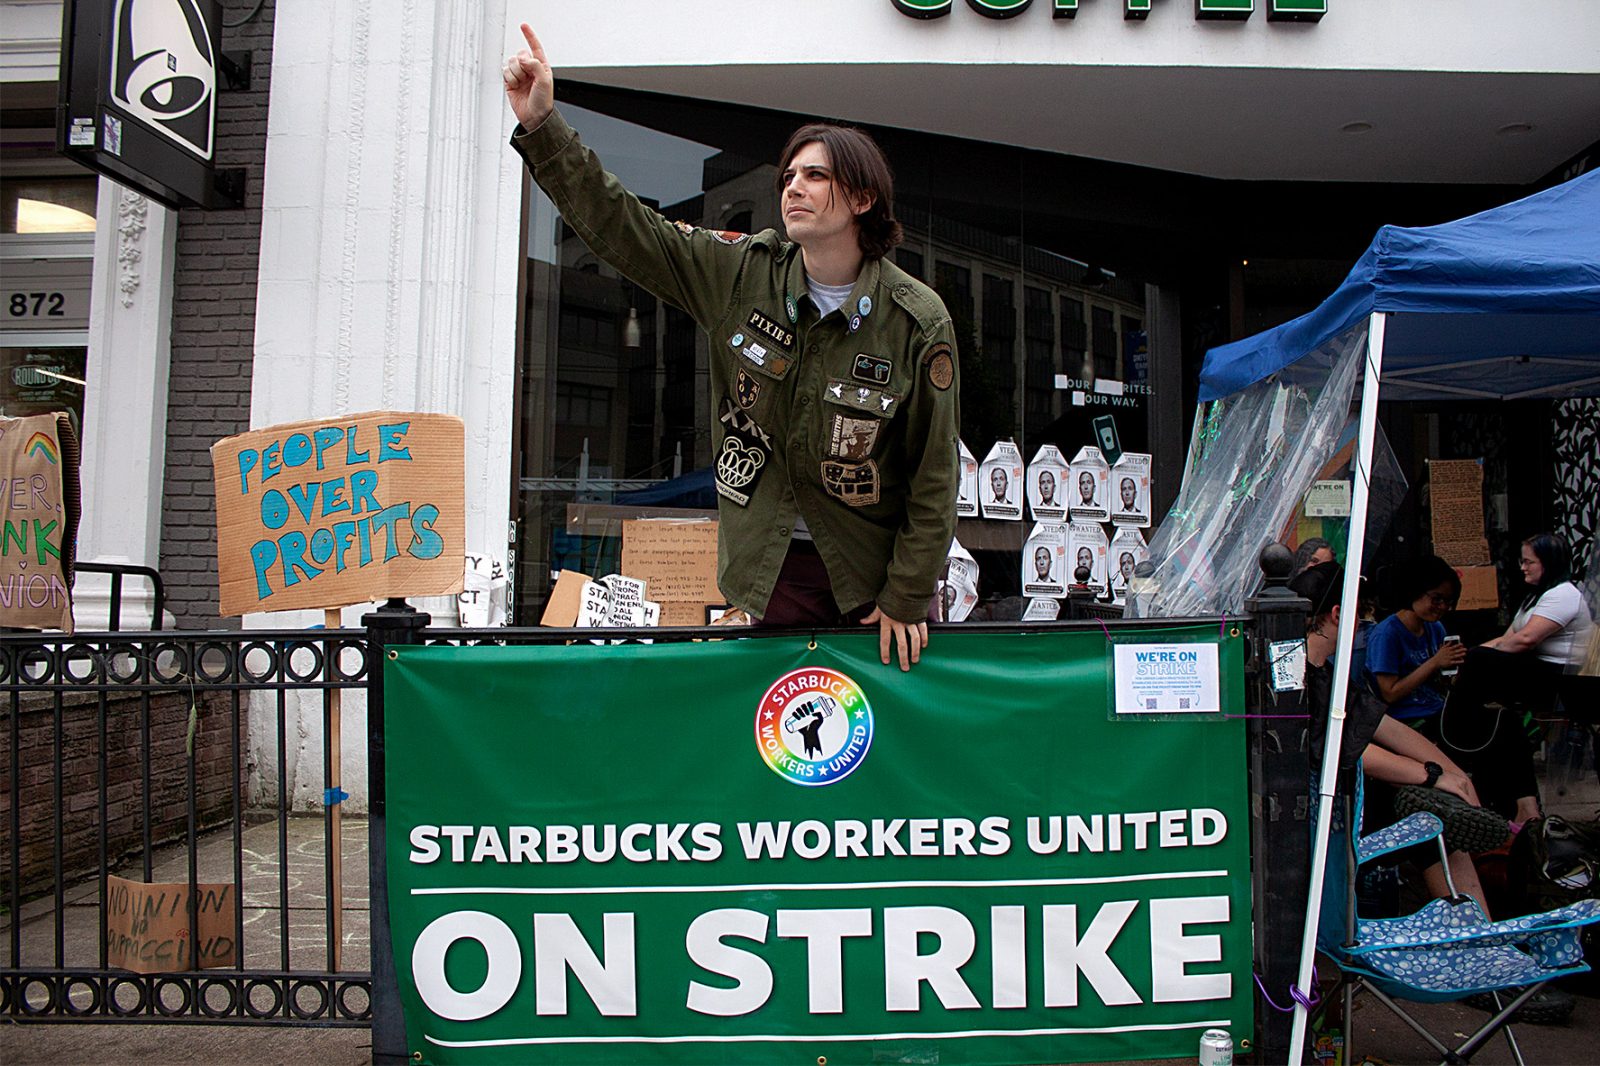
top-left (893, 0), bottom-right (1326, 21)
top-left (384, 627), bottom-right (1252, 1065)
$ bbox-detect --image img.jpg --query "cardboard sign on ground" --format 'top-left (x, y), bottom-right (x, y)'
top-left (0, 412), bottom-right (81, 632)
top-left (104, 876), bottom-right (237, 973)
top-left (211, 412), bottom-right (465, 616)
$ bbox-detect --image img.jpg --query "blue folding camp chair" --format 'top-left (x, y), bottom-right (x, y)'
top-left (1319, 770), bottom-right (1600, 1065)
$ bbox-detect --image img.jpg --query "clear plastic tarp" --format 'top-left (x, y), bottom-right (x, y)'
top-left (1130, 320), bottom-right (1405, 618)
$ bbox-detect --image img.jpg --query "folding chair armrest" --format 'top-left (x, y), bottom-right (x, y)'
top-left (1358, 811), bottom-right (1443, 864)
top-left (1348, 897), bottom-right (1600, 956)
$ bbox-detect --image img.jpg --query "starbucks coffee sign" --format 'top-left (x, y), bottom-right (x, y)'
top-left (893, 0), bottom-right (1326, 21)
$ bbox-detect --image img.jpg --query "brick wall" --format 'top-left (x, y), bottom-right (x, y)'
top-left (0, 687), bottom-right (243, 901)
top-left (159, 1), bottom-right (276, 628)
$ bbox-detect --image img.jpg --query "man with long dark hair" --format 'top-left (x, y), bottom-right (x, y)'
top-left (504, 25), bottom-right (959, 670)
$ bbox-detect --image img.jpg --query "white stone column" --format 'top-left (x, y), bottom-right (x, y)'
top-left (74, 181), bottom-right (178, 631)
top-left (247, 0), bottom-right (524, 810)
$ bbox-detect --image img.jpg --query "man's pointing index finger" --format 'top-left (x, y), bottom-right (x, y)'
top-left (520, 23), bottom-right (548, 65)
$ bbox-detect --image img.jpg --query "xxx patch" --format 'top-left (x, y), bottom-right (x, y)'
top-left (924, 342), bottom-right (955, 391)
top-left (821, 459), bottom-right (880, 508)
top-left (828, 415), bottom-right (880, 461)
top-left (851, 353), bottom-right (892, 386)
top-left (716, 397), bottom-right (772, 507)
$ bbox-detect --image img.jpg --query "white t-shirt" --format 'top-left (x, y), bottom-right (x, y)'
top-left (1512, 581), bottom-right (1595, 665)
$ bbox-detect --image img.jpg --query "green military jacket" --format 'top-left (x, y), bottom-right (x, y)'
top-left (512, 110), bottom-right (960, 623)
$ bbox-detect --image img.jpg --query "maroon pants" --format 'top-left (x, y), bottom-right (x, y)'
top-left (757, 541), bottom-right (934, 627)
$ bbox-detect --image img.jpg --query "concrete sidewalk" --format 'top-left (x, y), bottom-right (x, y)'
top-left (5, 737), bottom-right (1600, 1065)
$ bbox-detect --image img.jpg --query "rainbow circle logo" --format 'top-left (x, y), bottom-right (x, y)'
top-left (755, 668), bottom-right (874, 787)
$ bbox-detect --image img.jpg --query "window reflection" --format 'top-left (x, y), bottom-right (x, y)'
top-left (1, 177), bottom-right (98, 234)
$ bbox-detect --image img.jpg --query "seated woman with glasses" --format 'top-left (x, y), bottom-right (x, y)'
top-left (1366, 555), bottom-right (1540, 826)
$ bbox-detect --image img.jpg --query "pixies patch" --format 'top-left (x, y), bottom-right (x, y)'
top-left (717, 397), bottom-right (772, 507)
top-left (747, 309), bottom-right (795, 352)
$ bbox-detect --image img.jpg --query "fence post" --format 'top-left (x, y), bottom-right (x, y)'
top-left (1244, 544), bottom-right (1311, 1063)
top-left (364, 598), bottom-right (431, 1065)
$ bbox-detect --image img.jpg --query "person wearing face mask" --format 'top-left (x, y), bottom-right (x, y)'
top-left (503, 24), bottom-right (959, 672)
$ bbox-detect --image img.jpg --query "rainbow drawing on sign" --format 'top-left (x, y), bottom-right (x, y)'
top-left (25, 433), bottom-right (58, 465)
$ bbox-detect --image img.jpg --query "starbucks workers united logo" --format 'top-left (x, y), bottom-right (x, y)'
top-left (755, 668), bottom-right (874, 786)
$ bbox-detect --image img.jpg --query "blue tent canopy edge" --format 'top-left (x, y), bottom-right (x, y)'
top-left (1199, 169), bottom-right (1600, 403)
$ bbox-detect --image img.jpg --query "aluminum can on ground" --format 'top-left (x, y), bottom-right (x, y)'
top-left (1198, 1027), bottom-right (1234, 1066)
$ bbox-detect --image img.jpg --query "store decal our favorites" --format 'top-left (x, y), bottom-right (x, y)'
top-left (384, 627), bottom-right (1251, 1065)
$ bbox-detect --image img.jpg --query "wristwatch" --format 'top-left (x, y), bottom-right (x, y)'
top-left (1422, 761), bottom-right (1444, 789)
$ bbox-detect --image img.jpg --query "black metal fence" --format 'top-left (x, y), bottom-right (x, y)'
top-left (4, 579), bottom-right (1311, 1061)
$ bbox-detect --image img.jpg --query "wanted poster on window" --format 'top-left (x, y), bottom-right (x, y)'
top-left (1068, 520), bottom-right (1110, 595)
top-left (979, 440), bottom-right (1024, 521)
top-left (938, 538), bottom-right (980, 622)
top-left (956, 439), bottom-right (979, 518)
top-left (1109, 527), bottom-right (1149, 605)
top-left (1110, 452), bottom-right (1152, 528)
top-left (1027, 444), bottom-right (1070, 522)
top-left (1068, 446), bottom-right (1110, 522)
top-left (1022, 522), bottom-right (1068, 598)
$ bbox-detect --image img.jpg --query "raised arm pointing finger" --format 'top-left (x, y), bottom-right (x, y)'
top-left (503, 22), bottom-right (554, 132)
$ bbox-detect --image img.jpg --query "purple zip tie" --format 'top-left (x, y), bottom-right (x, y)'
top-left (1254, 967), bottom-right (1321, 1013)
top-left (1096, 617), bottom-right (1111, 642)
top-left (1220, 612), bottom-right (1229, 637)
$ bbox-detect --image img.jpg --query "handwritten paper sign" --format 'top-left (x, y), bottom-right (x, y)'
top-left (620, 519), bottom-right (719, 602)
top-left (1429, 459), bottom-right (1490, 566)
top-left (0, 412), bottom-right (80, 632)
top-left (211, 412), bottom-right (465, 616)
top-left (104, 876), bottom-right (238, 973)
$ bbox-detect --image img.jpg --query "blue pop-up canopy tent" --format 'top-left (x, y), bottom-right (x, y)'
top-left (1192, 168), bottom-right (1600, 1064)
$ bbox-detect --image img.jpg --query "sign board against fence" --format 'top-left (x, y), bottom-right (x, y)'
top-left (104, 876), bottom-right (238, 973)
top-left (384, 627), bottom-right (1251, 1065)
top-left (211, 412), bottom-right (465, 616)
top-left (0, 412), bottom-right (80, 632)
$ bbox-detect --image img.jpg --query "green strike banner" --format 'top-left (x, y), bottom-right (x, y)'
top-left (384, 626), bottom-right (1251, 1065)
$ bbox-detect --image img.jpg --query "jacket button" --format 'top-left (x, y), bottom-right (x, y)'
top-left (800, 395), bottom-right (811, 406)
top-left (779, 526), bottom-right (790, 537)
top-left (807, 344), bottom-right (819, 355)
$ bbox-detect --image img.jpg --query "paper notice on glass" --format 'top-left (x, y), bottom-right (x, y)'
top-left (1429, 459), bottom-right (1489, 565)
top-left (1304, 480), bottom-right (1352, 518)
top-left (939, 538), bottom-right (980, 622)
top-left (1022, 523), bottom-right (1068, 598)
top-left (1022, 598), bottom-right (1061, 622)
top-left (979, 440), bottom-right (1024, 521)
top-left (1068, 446), bottom-right (1111, 522)
top-left (1027, 444), bottom-right (1070, 522)
top-left (956, 440), bottom-right (979, 518)
top-left (1113, 643), bottom-right (1221, 715)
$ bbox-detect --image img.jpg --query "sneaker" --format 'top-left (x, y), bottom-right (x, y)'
top-left (1392, 786), bottom-right (1512, 854)
top-left (1462, 985), bottom-right (1576, 1025)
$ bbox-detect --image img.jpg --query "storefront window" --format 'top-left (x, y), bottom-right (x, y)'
top-left (0, 346), bottom-right (87, 434)
top-left (512, 90), bottom-right (1155, 619)
top-left (0, 175), bottom-right (98, 234)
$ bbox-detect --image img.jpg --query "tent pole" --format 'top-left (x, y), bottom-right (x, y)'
top-left (1288, 311), bottom-right (1387, 1065)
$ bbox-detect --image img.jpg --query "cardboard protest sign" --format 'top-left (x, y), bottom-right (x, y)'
top-left (1428, 458), bottom-right (1491, 566)
top-left (0, 413), bottom-right (80, 632)
top-left (459, 554), bottom-right (508, 627)
top-left (1068, 520), bottom-right (1110, 595)
top-left (1110, 452), bottom-right (1152, 528)
top-left (955, 440), bottom-right (978, 518)
top-left (938, 538), bottom-right (979, 622)
top-left (1026, 444), bottom-right (1069, 522)
top-left (1021, 522), bottom-right (1068, 598)
top-left (620, 520), bottom-right (719, 602)
top-left (1110, 527), bottom-right (1150, 605)
top-left (104, 876), bottom-right (237, 973)
top-left (978, 440), bottom-right (1023, 521)
top-left (1068, 445), bottom-right (1110, 522)
top-left (212, 413), bottom-right (464, 616)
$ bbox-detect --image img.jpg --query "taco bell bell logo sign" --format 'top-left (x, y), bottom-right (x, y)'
top-left (110, 0), bottom-right (216, 161)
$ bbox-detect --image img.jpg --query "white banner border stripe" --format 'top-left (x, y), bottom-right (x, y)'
top-left (411, 870), bottom-right (1227, 896)
top-left (425, 1019), bottom-right (1233, 1048)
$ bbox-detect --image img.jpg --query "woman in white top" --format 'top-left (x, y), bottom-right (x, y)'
top-left (1482, 533), bottom-right (1595, 667)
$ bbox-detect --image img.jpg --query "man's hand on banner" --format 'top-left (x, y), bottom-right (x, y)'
top-left (503, 22), bottom-right (554, 132)
top-left (862, 607), bottom-right (928, 672)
